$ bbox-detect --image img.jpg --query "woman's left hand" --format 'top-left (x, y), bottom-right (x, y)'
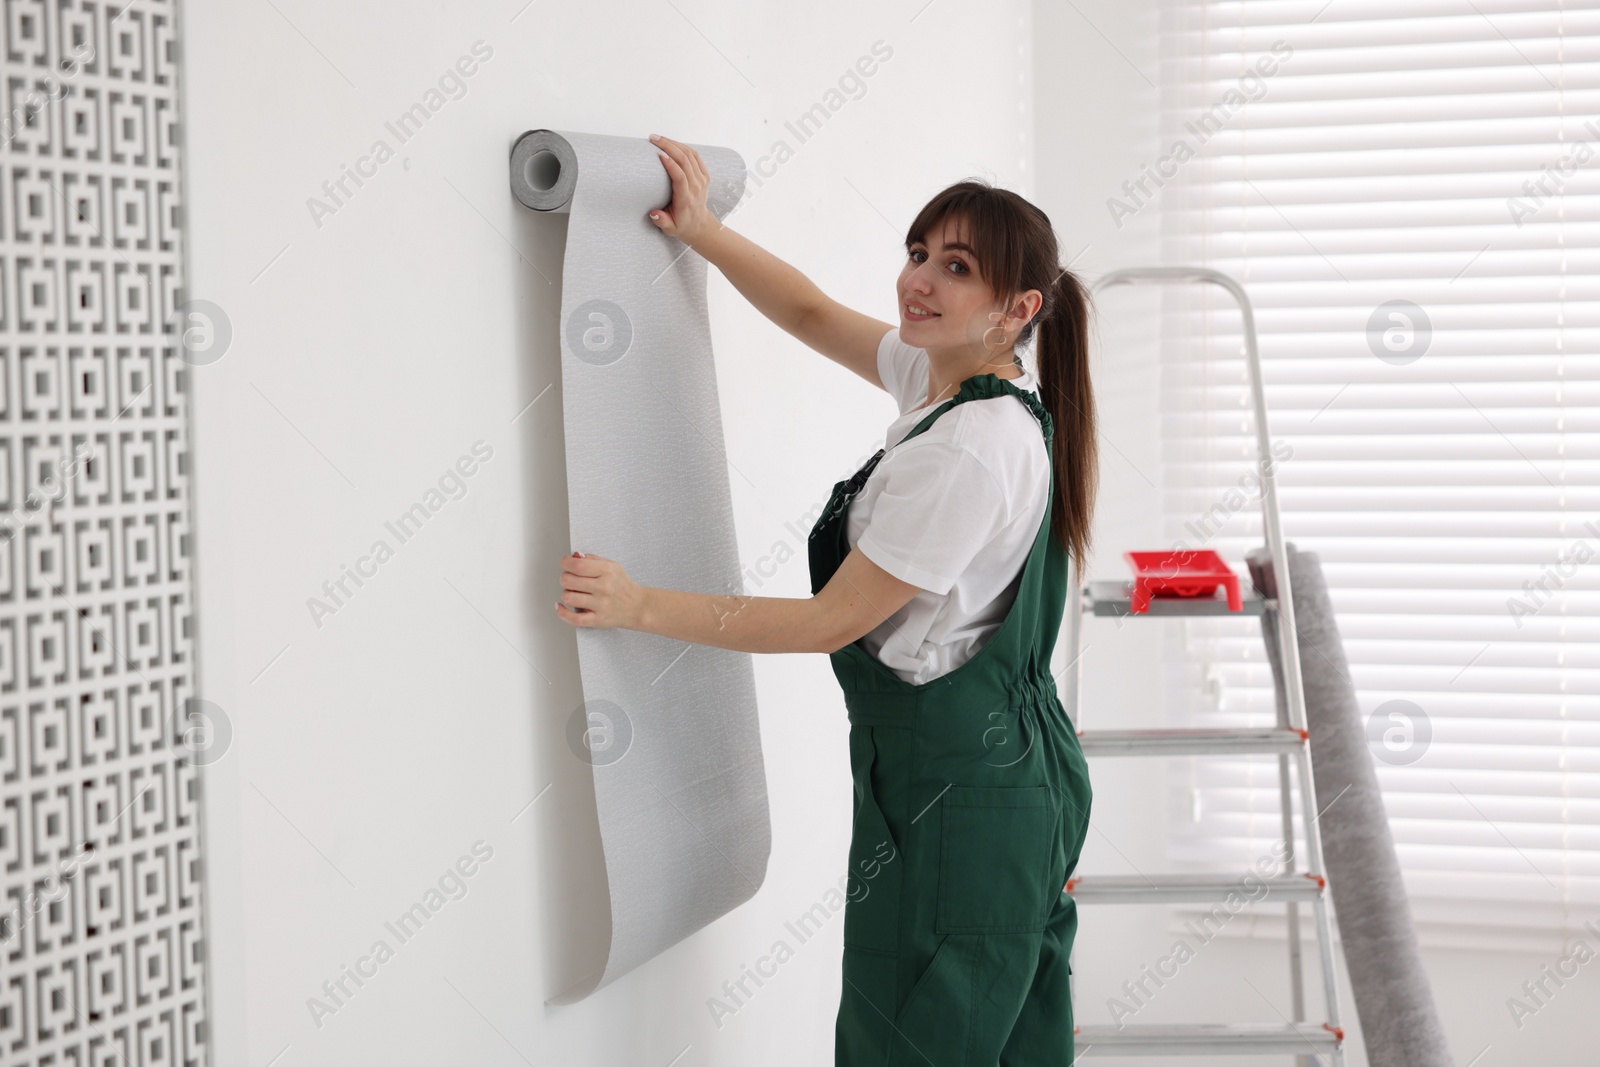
top-left (556, 552), bottom-right (646, 630)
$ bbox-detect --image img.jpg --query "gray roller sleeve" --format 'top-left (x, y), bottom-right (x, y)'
top-left (1247, 542), bottom-right (1455, 1067)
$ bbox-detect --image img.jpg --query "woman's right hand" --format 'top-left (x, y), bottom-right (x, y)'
top-left (647, 133), bottom-right (720, 248)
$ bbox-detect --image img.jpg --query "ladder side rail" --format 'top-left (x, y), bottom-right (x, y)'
top-left (1064, 556), bottom-right (1086, 730)
top-left (1231, 272), bottom-right (1346, 1059)
top-left (1273, 601), bottom-right (1308, 1046)
top-left (1225, 269), bottom-right (1344, 1058)
top-left (1281, 749), bottom-right (1309, 1058)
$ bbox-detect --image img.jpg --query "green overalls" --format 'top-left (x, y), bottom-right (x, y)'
top-left (808, 372), bottom-right (1094, 1066)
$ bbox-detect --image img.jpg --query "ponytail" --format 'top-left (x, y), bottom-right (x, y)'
top-left (1030, 268), bottom-right (1097, 572)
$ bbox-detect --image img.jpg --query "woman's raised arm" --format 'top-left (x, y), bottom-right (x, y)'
top-left (648, 133), bottom-right (894, 390)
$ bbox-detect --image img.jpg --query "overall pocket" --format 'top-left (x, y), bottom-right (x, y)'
top-left (935, 784), bottom-right (1058, 935)
top-left (842, 726), bottom-right (904, 955)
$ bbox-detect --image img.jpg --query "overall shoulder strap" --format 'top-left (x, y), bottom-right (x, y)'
top-left (892, 373), bottom-right (1054, 449)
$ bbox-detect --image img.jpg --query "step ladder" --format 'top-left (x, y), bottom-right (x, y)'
top-left (1062, 267), bottom-right (1347, 1064)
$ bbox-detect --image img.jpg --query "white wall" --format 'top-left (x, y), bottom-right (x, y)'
top-left (180, 2), bottom-right (1036, 1064)
top-left (1034, 3), bottom-right (1600, 1066)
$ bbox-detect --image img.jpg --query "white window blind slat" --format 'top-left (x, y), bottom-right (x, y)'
top-left (1158, 0), bottom-right (1600, 949)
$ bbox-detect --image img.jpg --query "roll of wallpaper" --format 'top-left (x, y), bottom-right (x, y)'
top-left (511, 129), bottom-right (769, 1000)
top-left (1249, 543), bottom-right (1454, 1067)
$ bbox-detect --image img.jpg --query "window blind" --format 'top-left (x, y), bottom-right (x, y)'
top-left (1154, 0), bottom-right (1600, 952)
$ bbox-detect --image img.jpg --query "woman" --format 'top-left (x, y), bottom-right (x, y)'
top-left (556, 133), bottom-right (1098, 1065)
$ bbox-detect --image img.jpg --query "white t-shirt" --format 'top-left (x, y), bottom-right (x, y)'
top-left (843, 327), bottom-right (1052, 685)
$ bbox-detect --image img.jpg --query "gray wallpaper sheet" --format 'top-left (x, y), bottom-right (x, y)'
top-left (512, 129), bottom-right (771, 999)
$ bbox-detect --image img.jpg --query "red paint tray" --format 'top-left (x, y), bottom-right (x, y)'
top-left (1123, 549), bottom-right (1242, 613)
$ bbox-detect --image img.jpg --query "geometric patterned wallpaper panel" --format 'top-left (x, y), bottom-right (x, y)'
top-left (0, 2), bottom-right (208, 1064)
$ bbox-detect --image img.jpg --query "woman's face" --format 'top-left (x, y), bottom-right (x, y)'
top-left (897, 213), bottom-right (1017, 353)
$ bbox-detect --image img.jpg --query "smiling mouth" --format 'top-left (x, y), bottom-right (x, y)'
top-left (905, 304), bottom-right (940, 320)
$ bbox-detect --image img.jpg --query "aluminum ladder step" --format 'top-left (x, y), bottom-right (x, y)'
top-left (1074, 1021), bottom-right (1344, 1056)
top-left (1078, 726), bottom-right (1306, 756)
top-left (1081, 578), bottom-right (1273, 617)
top-left (1067, 871), bottom-right (1325, 904)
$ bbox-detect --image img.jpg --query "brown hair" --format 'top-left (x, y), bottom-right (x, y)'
top-left (904, 180), bottom-right (1099, 571)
